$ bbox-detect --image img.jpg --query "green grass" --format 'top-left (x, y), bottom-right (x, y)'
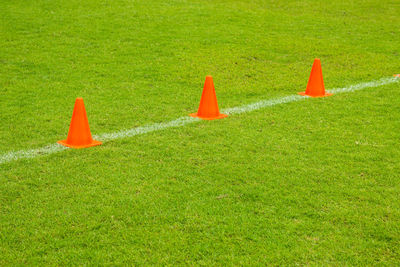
top-left (1, 0), bottom-right (400, 265)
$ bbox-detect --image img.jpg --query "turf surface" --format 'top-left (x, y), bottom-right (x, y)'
top-left (1, 0), bottom-right (400, 265)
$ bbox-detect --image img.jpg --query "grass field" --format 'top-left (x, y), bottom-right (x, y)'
top-left (1, 0), bottom-right (400, 265)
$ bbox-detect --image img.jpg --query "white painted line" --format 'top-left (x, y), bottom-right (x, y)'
top-left (0, 76), bottom-right (398, 165)
top-left (0, 144), bottom-right (68, 165)
top-left (222, 95), bottom-right (305, 115)
top-left (96, 116), bottom-right (200, 142)
top-left (329, 77), bottom-right (398, 94)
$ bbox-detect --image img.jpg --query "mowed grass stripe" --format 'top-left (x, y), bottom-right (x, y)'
top-left (0, 76), bottom-right (398, 165)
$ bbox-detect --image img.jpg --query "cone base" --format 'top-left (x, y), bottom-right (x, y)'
top-left (57, 139), bottom-right (102, 149)
top-left (298, 91), bottom-right (333, 98)
top-left (189, 112), bottom-right (228, 120)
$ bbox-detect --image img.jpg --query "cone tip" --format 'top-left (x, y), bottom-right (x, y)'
top-left (205, 75), bottom-right (213, 79)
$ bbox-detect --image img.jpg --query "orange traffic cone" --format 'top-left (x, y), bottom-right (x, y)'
top-left (58, 98), bottom-right (102, 148)
top-left (189, 76), bottom-right (228, 120)
top-left (394, 74), bottom-right (400, 78)
top-left (298, 59), bottom-right (332, 97)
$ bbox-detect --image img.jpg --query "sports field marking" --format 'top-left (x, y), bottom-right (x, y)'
top-left (0, 76), bottom-right (398, 165)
